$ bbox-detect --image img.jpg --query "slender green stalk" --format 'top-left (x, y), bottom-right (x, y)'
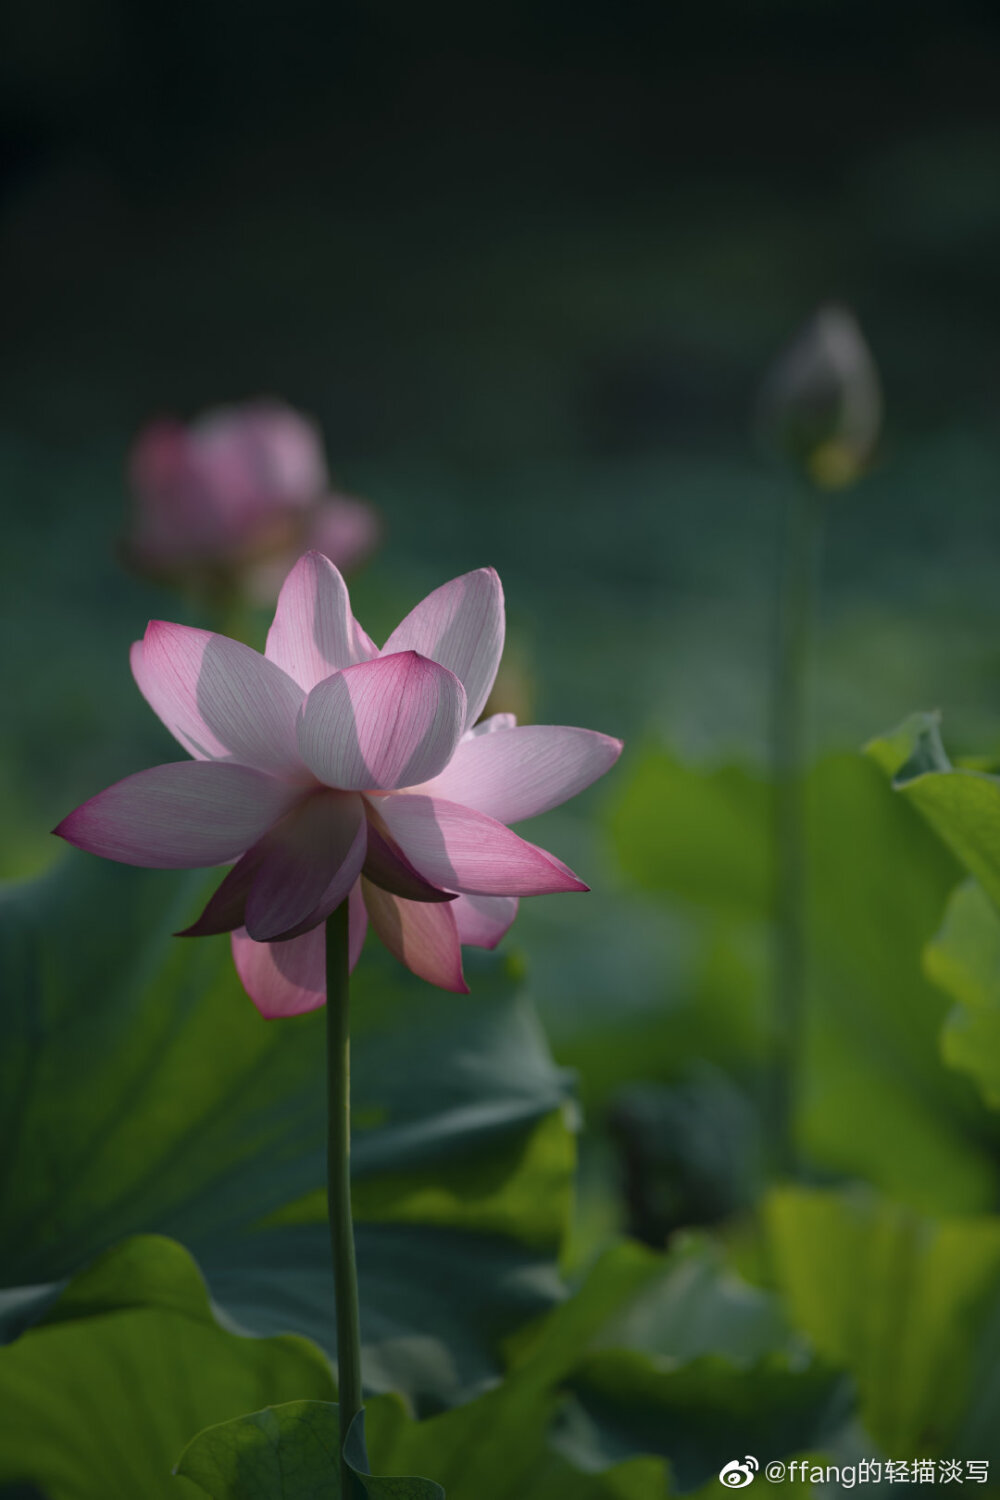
top-left (325, 902), bottom-right (365, 1495)
top-left (770, 484), bottom-right (823, 1177)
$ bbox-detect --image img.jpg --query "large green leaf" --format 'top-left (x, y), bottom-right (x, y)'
top-left (0, 1231), bottom-right (690, 1500)
top-left (925, 879), bottom-right (1000, 1108)
top-left (177, 1401), bottom-right (445, 1500)
top-left (767, 1187), bottom-right (1000, 1461)
top-left (607, 746), bottom-right (998, 1212)
top-left (363, 1241), bottom-right (671, 1500)
top-left (542, 1234), bottom-right (849, 1494)
top-left (0, 1236), bottom-right (336, 1499)
top-left (866, 711), bottom-right (1000, 910)
top-left (370, 1236), bottom-right (842, 1500)
top-left (868, 715), bottom-right (1000, 1111)
top-left (0, 856), bottom-right (574, 1409)
top-left (178, 1393), bottom-right (671, 1500)
top-left (553, 1349), bottom-right (849, 1495)
top-left (0, 1233), bottom-right (674, 1500)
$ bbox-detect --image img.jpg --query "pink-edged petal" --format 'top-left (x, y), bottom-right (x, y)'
top-left (362, 806), bottom-right (456, 903)
top-left (265, 550), bottom-right (378, 691)
top-left (244, 790), bottom-right (367, 942)
top-left (297, 651), bottom-right (466, 792)
top-left (417, 725), bottom-right (623, 824)
top-left (452, 893), bottom-right (519, 949)
top-left (130, 637), bottom-right (229, 761)
top-left (466, 712), bottom-right (517, 738)
top-left (381, 568), bottom-right (504, 731)
top-left (362, 879), bottom-right (468, 993)
top-left (376, 794), bottom-right (589, 896)
top-left (54, 762), bottom-right (297, 869)
top-left (231, 884), bottom-right (367, 1019)
top-left (140, 621), bottom-right (306, 775)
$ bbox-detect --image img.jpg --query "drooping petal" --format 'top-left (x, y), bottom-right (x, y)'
top-left (451, 893), bottom-right (519, 949)
top-left (243, 790), bottom-right (367, 942)
top-left (265, 550), bottom-right (378, 691)
top-left (140, 621), bottom-right (306, 775)
top-left (231, 883), bottom-right (367, 1018)
top-left (348, 883), bottom-right (369, 969)
top-left (417, 725), bottom-right (623, 824)
top-left (362, 805), bottom-right (456, 903)
top-left (377, 794), bottom-right (589, 896)
top-left (362, 879), bottom-right (468, 993)
top-left (381, 568), bottom-right (504, 731)
top-left (232, 924), bottom-right (326, 1018)
top-left (54, 762), bottom-right (297, 868)
top-left (297, 652), bottom-right (466, 792)
top-left (177, 845), bottom-right (267, 936)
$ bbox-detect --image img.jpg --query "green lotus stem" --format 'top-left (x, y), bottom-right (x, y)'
top-left (770, 484), bottom-right (824, 1176)
top-left (325, 902), bottom-right (365, 1496)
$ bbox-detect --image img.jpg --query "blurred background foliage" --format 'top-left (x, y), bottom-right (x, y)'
top-left (6, 1), bottom-right (1000, 1493)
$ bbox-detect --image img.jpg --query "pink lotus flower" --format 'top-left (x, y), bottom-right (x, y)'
top-left (56, 555), bottom-right (622, 1014)
top-left (126, 401), bottom-right (378, 595)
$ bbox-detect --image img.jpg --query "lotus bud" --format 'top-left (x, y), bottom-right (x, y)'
top-left (757, 305), bottom-right (883, 489)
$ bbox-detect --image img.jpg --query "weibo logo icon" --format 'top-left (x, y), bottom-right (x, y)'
top-left (719, 1457), bottom-right (759, 1488)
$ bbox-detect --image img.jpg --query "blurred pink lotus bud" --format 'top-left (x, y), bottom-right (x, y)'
top-left (244, 491), bottom-right (381, 606)
top-left (125, 400), bottom-right (379, 595)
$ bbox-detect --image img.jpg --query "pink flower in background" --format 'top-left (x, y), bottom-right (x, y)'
top-left (126, 401), bottom-right (378, 594)
top-left (56, 555), bottom-right (622, 1012)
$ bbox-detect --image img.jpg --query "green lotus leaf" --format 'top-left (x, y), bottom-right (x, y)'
top-left (767, 1186), bottom-right (1000, 1462)
top-left (607, 746), bottom-right (996, 1213)
top-left (866, 711), bottom-right (1000, 912)
top-left (925, 879), bottom-right (1000, 1107)
top-left (0, 857), bottom-right (574, 1409)
top-left (177, 1401), bottom-right (445, 1500)
top-left (0, 1233), bottom-right (679, 1500)
top-left (0, 1236), bottom-right (336, 1499)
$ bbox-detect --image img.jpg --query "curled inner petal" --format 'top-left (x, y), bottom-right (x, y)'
top-left (297, 651), bottom-right (466, 791)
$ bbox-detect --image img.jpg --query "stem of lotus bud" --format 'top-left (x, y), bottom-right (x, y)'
top-left (770, 483), bottom-right (824, 1178)
top-left (325, 900), bottom-right (366, 1494)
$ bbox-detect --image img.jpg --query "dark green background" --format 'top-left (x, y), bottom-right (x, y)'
top-left (6, 1), bottom-right (1000, 851)
top-left (6, 10), bottom-right (1000, 1486)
